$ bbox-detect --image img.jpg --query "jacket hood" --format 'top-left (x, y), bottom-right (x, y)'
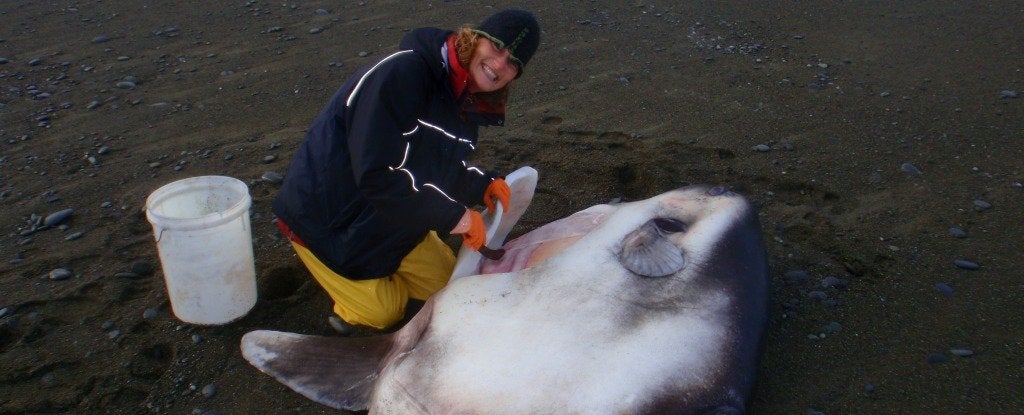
top-left (399, 28), bottom-right (452, 84)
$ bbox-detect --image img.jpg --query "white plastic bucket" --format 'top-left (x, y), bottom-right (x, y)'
top-left (145, 176), bottom-right (257, 325)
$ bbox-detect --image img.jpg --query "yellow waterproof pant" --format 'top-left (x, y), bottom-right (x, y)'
top-left (290, 231), bottom-right (455, 330)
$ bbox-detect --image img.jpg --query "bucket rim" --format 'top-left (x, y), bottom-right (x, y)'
top-left (145, 175), bottom-right (252, 232)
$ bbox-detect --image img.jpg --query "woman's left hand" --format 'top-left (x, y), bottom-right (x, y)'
top-left (483, 178), bottom-right (510, 214)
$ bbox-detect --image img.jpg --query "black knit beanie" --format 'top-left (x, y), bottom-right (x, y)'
top-left (474, 9), bottom-right (540, 77)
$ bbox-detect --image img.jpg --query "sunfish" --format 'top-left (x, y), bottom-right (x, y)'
top-left (241, 185), bottom-right (769, 414)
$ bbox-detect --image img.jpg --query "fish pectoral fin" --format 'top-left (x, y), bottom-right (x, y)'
top-left (241, 329), bottom-right (392, 410)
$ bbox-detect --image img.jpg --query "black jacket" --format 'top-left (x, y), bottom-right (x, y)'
top-left (273, 28), bottom-right (500, 280)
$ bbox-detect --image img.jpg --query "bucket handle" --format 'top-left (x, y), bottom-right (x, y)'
top-left (154, 227), bottom-right (165, 242)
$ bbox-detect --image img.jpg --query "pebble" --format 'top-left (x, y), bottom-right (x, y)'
top-left (143, 308), bottom-right (158, 320)
top-left (261, 171), bottom-right (284, 184)
top-left (201, 383), bottom-right (217, 398)
top-left (783, 270), bottom-right (809, 285)
top-left (900, 162), bottom-right (921, 176)
top-left (949, 348), bottom-right (974, 357)
top-left (752, 144), bottom-right (771, 152)
top-left (309, 27), bottom-right (323, 34)
top-left (44, 208), bottom-right (74, 226)
top-left (954, 259), bottom-right (979, 270)
top-left (108, 329), bottom-right (122, 339)
top-left (1000, 90), bottom-right (1018, 99)
top-left (65, 231), bottom-right (84, 241)
top-left (262, 155), bottom-right (277, 163)
top-left (822, 321), bottom-right (843, 335)
top-left (0, 307), bottom-right (11, 318)
top-left (972, 200), bottom-right (992, 211)
top-left (864, 383), bottom-right (876, 394)
top-left (807, 290), bottom-right (829, 301)
top-left (820, 276), bottom-right (848, 289)
top-left (934, 282), bottom-right (954, 296)
top-left (92, 35), bottom-right (110, 44)
top-left (192, 334), bottom-right (204, 344)
top-left (131, 261), bottom-right (156, 276)
top-left (101, 320), bottom-right (114, 330)
top-left (87, 100), bottom-right (102, 110)
top-left (116, 81), bottom-right (137, 90)
top-left (948, 227), bottom-right (968, 239)
top-left (49, 268), bottom-right (73, 281)
top-left (926, 353), bottom-right (947, 364)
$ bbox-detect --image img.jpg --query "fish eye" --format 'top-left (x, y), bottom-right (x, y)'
top-left (652, 218), bottom-right (687, 234)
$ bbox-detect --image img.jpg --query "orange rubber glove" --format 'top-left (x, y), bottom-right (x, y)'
top-left (483, 178), bottom-right (510, 214)
top-left (461, 210), bottom-right (486, 251)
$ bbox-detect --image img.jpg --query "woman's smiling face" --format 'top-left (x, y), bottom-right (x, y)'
top-left (467, 37), bottom-right (519, 93)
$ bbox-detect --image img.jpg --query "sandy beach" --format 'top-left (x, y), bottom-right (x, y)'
top-left (1, 1), bottom-right (1022, 413)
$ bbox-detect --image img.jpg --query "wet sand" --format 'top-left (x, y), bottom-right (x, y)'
top-left (1, 1), bottom-right (1022, 413)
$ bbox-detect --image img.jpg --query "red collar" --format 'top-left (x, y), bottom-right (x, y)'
top-left (447, 36), bottom-right (470, 99)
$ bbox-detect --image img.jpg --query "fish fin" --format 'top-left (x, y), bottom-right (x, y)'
top-left (241, 330), bottom-right (392, 410)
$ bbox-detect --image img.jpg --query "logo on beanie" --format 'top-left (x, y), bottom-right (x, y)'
top-left (508, 28), bottom-right (530, 54)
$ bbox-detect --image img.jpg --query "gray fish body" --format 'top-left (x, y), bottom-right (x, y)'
top-left (242, 185), bottom-right (769, 414)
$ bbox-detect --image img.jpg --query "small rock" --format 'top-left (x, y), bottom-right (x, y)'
top-left (821, 276), bottom-right (848, 289)
top-left (108, 329), bottom-right (122, 339)
top-left (900, 162), bottom-right (922, 176)
top-left (101, 320), bottom-right (115, 330)
top-left (926, 353), bottom-right (947, 364)
top-left (261, 171), bottom-right (284, 184)
top-left (822, 321), bottom-right (843, 335)
top-left (752, 144), bottom-right (771, 152)
top-left (948, 227), bottom-right (968, 239)
top-left (49, 268), bottom-right (73, 281)
top-left (192, 334), bottom-right (204, 344)
top-left (44, 208), bottom-right (74, 226)
top-left (949, 348), bottom-right (974, 357)
top-left (116, 81), bottom-right (137, 90)
top-left (131, 261), bottom-right (156, 276)
top-left (0, 307), bottom-right (11, 318)
top-left (65, 231), bottom-right (84, 241)
top-left (999, 90), bottom-right (1018, 99)
top-left (92, 35), bottom-right (110, 44)
top-left (309, 27), bottom-right (323, 34)
top-left (783, 270), bottom-right (809, 285)
top-left (954, 259), bottom-right (980, 270)
top-left (202, 383), bottom-right (217, 398)
top-left (972, 200), bottom-right (992, 211)
top-left (262, 155), bottom-right (277, 163)
top-left (934, 282), bottom-right (954, 296)
top-left (143, 308), bottom-right (158, 320)
top-left (807, 290), bottom-right (829, 301)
